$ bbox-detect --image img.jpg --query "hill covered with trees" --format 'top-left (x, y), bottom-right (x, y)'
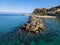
top-left (32, 5), bottom-right (60, 16)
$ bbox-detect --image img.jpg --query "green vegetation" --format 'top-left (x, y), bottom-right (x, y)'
top-left (55, 11), bottom-right (60, 14)
top-left (55, 5), bottom-right (60, 9)
top-left (32, 8), bottom-right (48, 15)
top-left (32, 5), bottom-right (60, 16)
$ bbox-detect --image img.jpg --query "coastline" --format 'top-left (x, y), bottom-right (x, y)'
top-left (34, 15), bottom-right (56, 18)
top-left (23, 13), bottom-right (56, 18)
top-left (21, 14), bottom-right (56, 34)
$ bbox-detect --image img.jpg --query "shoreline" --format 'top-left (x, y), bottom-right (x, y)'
top-left (34, 15), bottom-right (56, 18)
top-left (23, 14), bottom-right (56, 18)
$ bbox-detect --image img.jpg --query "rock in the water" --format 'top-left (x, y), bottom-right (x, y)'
top-left (20, 15), bottom-right (45, 34)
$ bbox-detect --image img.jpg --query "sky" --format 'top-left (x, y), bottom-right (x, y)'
top-left (0, 0), bottom-right (60, 13)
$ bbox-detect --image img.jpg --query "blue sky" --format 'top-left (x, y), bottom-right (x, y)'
top-left (0, 0), bottom-right (60, 13)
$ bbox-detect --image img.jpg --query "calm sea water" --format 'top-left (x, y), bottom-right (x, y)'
top-left (0, 14), bottom-right (60, 45)
top-left (40, 18), bottom-right (60, 45)
top-left (0, 14), bottom-right (29, 35)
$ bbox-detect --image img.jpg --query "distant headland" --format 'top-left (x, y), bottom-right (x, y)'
top-left (32, 5), bottom-right (60, 16)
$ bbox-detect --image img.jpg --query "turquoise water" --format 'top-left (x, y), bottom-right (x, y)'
top-left (0, 14), bottom-right (29, 35)
top-left (40, 18), bottom-right (60, 45)
top-left (0, 14), bottom-right (60, 45)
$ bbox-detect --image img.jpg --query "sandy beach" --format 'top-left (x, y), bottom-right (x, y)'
top-left (24, 13), bottom-right (56, 18)
top-left (34, 15), bottom-right (56, 18)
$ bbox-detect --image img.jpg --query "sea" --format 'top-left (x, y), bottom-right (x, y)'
top-left (0, 14), bottom-right (60, 45)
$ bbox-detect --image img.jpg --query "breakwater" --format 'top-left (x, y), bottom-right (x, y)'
top-left (20, 15), bottom-right (45, 34)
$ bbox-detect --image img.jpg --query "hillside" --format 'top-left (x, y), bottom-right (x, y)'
top-left (32, 5), bottom-right (60, 16)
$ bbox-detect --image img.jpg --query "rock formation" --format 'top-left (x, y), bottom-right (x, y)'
top-left (20, 15), bottom-right (45, 34)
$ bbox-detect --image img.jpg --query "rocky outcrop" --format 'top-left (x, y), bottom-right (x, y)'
top-left (20, 15), bottom-right (45, 34)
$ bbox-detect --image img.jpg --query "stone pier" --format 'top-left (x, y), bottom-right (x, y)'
top-left (20, 15), bottom-right (45, 34)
